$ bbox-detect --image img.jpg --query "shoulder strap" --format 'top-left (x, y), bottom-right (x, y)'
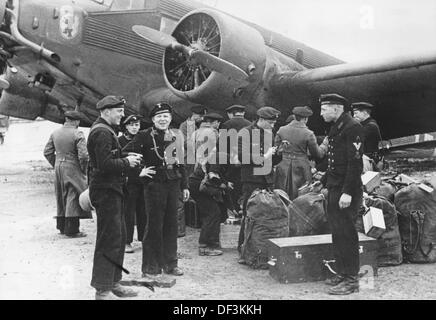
top-left (90, 123), bottom-right (117, 138)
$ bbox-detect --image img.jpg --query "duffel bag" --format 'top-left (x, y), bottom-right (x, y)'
top-left (356, 195), bottom-right (403, 266)
top-left (395, 184), bottom-right (436, 263)
top-left (288, 192), bottom-right (330, 237)
top-left (241, 189), bottom-right (289, 269)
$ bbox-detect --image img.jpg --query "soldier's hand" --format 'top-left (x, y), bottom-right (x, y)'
top-left (126, 155), bottom-right (141, 168)
top-left (182, 189), bottom-right (190, 202)
top-left (264, 146), bottom-right (277, 159)
top-left (339, 193), bottom-right (352, 209)
top-left (139, 166), bottom-right (156, 178)
top-left (311, 181), bottom-right (323, 193)
top-left (227, 182), bottom-right (234, 190)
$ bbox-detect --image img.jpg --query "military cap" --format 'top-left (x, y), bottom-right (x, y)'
top-left (96, 95), bottom-right (126, 110)
top-left (319, 93), bottom-right (349, 107)
top-left (292, 106), bottom-right (313, 117)
top-left (122, 114), bottom-right (143, 126)
top-left (203, 112), bottom-right (224, 122)
top-left (351, 102), bottom-right (374, 111)
top-left (191, 105), bottom-right (208, 115)
top-left (149, 102), bottom-right (172, 118)
top-left (226, 105), bottom-right (246, 113)
top-left (64, 110), bottom-right (85, 121)
top-left (257, 106), bottom-right (281, 120)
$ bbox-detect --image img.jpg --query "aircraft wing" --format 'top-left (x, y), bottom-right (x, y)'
top-left (271, 51), bottom-right (436, 139)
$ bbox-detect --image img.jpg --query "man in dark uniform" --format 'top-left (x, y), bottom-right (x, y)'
top-left (44, 110), bottom-right (91, 237)
top-left (179, 105), bottom-right (208, 140)
top-left (237, 106), bottom-right (282, 258)
top-left (319, 93), bottom-right (364, 295)
top-left (118, 115), bottom-right (146, 253)
top-left (192, 113), bottom-right (224, 166)
top-left (220, 105), bottom-right (252, 213)
top-left (221, 105), bottom-right (251, 131)
top-left (124, 103), bottom-right (189, 279)
top-left (87, 95), bottom-right (142, 300)
top-left (351, 102), bottom-right (383, 171)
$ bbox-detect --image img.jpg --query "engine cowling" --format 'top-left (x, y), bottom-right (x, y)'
top-left (163, 8), bottom-right (266, 109)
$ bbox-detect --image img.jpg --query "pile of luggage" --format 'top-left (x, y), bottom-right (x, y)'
top-left (240, 172), bottom-right (436, 272)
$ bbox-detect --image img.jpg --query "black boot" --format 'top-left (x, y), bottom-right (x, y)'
top-left (325, 274), bottom-right (344, 286)
top-left (328, 275), bottom-right (359, 295)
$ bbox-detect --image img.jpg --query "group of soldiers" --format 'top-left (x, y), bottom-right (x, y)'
top-left (42, 92), bottom-right (381, 299)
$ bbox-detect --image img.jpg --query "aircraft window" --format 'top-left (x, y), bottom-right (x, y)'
top-left (110, 0), bottom-right (145, 10)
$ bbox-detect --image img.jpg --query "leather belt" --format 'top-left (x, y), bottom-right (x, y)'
top-left (282, 153), bottom-right (307, 160)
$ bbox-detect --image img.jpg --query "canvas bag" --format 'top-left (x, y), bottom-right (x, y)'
top-left (241, 189), bottom-right (290, 269)
top-left (395, 184), bottom-right (436, 263)
top-left (288, 192), bottom-right (330, 237)
top-left (356, 195), bottom-right (403, 266)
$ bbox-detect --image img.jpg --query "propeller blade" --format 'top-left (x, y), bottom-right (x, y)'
top-left (132, 25), bottom-right (178, 49)
top-left (191, 50), bottom-right (249, 82)
top-left (132, 25), bottom-right (249, 82)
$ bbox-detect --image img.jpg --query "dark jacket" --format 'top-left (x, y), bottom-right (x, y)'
top-left (322, 112), bottom-right (364, 195)
top-left (221, 117), bottom-right (252, 131)
top-left (87, 117), bottom-right (129, 195)
top-left (238, 122), bottom-right (281, 185)
top-left (361, 117), bottom-right (382, 155)
top-left (123, 126), bottom-right (188, 190)
top-left (119, 134), bottom-right (142, 185)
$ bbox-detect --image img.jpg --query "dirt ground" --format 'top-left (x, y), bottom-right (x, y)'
top-left (1, 120), bottom-right (436, 300)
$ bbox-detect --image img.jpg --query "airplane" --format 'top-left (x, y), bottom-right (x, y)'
top-left (0, 0), bottom-right (435, 145)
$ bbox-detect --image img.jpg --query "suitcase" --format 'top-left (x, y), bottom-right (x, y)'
top-left (184, 198), bottom-right (201, 229)
top-left (267, 233), bottom-right (379, 284)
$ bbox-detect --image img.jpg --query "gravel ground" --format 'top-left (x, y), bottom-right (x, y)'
top-left (1, 120), bottom-right (436, 300)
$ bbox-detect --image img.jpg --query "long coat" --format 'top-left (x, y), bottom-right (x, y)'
top-left (238, 122), bottom-right (281, 185)
top-left (274, 120), bottom-right (324, 200)
top-left (44, 123), bottom-right (91, 219)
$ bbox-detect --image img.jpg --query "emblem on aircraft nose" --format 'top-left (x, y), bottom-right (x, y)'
top-left (59, 5), bottom-right (79, 39)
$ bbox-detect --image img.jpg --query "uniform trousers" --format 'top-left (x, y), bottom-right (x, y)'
top-left (326, 186), bottom-right (363, 277)
top-left (124, 183), bottom-right (146, 244)
top-left (90, 187), bottom-right (126, 290)
top-left (142, 179), bottom-right (180, 274)
top-left (56, 217), bottom-right (79, 235)
top-left (190, 189), bottom-right (224, 248)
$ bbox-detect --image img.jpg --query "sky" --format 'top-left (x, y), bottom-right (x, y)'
top-left (197, 0), bottom-right (436, 62)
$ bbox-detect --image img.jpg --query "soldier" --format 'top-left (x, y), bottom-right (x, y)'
top-left (118, 115), bottom-right (146, 253)
top-left (43, 110), bottom-right (91, 237)
top-left (179, 104), bottom-right (208, 140)
top-left (220, 105), bottom-right (252, 213)
top-left (87, 95), bottom-right (143, 300)
top-left (191, 113), bottom-right (224, 168)
top-left (319, 93), bottom-right (364, 295)
top-left (189, 152), bottom-right (235, 256)
top-left (237, 106), bottom-right (282, 258)
top-left (124, 103), bottom-right (189, 279)
top-left (274, 106), bottom-right (327, 200)
top-left (180, 105), bottom-right (208, 178)
top-left (351, 102), bottom-right (383, 171)
top-left (221, 105), bottom-right (251, 131)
